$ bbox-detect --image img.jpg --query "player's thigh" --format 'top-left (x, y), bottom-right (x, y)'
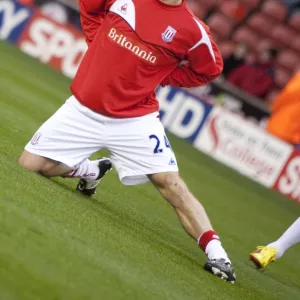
top-left (25, 96), bottom-right (104, 168)
top-left (107, 113), bottom-right (178, 185)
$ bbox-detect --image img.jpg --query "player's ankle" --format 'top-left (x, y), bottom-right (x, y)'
top-left (198, 230), bottom-right (230, 263)
top-left (198, 230), bottom-right (219, 251)
top-left (64, 159), bottom-right (100, 180)
top-left (267, 242), bottom-right (282, 259)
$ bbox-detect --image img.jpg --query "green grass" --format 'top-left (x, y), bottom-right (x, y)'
top-left (0, 40), bottom-right (300, 300)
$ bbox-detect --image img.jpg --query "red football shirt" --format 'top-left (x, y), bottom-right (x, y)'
top-left (71, 0), bottom-right (223, 118)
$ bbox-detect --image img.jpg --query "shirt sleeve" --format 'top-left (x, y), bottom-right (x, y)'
top-left (161, 22), bottom-right (223, 88)
top-left (80, 0), bottom-right (115, 45)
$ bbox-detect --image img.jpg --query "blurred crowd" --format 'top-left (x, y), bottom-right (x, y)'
top-left (186, 0), bottom-right (300, 104)
top-left (187, 0), bottom-right (300, 18)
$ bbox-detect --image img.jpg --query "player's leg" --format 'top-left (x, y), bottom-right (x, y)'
top-left (150, 172), bottom-right (235, 283)
top-left (250, 217), bottom-right (300, 268)
top-left (106, 112), bottom-right (235, 283)
top-left (149, 172), bottom-right (212, 238)
top-left (18, 96), bottom-right (112, 190)
top-left (18, 151), bottom-right (71, 176)
top-left (19, 150), bottom-right (110, 180)
top-left (268, 217), bottom-right (300, 257)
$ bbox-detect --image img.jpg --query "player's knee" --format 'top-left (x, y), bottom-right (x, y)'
top-left (18, 151), bottom-right (45, 173)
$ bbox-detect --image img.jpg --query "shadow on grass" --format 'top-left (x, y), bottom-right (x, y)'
top-left (51, 177), bottom-right (204, 271)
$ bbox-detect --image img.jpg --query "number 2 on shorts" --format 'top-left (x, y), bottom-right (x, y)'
top-left (149, 135), bottom-right (172, 154)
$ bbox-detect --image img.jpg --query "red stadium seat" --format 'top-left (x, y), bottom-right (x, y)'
top-left (219, 41), bottom-right (236, 58)
top-left (186, 1), bottom-right (207, 19)
top-left (206, 13), bottom-right (234, 39)
top-left (291, 35), bottom-right (300, 52)
top-left (275, 68), bottom-right (292, 88)
top-left (196, 0), bottom-right (220, 10)
top-left (209, 29), bottom-right (221, 43)
top-left (232, 26), bottom-right (259, 48)
top-left (257, 39), bottom-right (276, 52)
top-left (241, 0), bottom-right (260, 10)
top-left (247, 13), bottom-right (273, 36)
top-left (270, 25), bottom-right (295, 47)
top-left (277, 50), bottom-right (300, 73)
top-left (218, 1), bottom-right (248, 23)
top-left (261, 1), bottom-right (287, 22)
top-left (289, 12), bottom-right (300, 31)
top-left (218, 1), bottom-right (237, 17)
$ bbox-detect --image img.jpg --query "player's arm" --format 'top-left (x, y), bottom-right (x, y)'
top-left (80, 0), bottom-right (114, 45)
top-left (161, 24), bottom-right (223, 88)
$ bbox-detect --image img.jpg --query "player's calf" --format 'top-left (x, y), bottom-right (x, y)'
top-left (18, 151), bottom-right (63, 175)
top-left (150, 172), bottom-right (236, 283)
top-left (150, 172), bottom-right (212, 239)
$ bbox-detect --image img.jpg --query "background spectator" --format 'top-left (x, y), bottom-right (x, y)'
top-left (227, 48), bottom-right (279, 99)
top-left (223, 42), bottom-right (249, 78)
top-left (267, 70), bottom-right (300, 145)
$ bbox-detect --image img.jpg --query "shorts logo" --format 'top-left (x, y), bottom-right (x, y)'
top-left (162, 26), bottom-right (177, 43)
top-left (31, 132), bottom-right (42, 145)
top-left (169, 158), bottom-right (176, 165)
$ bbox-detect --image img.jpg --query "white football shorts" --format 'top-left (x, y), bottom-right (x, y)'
top-left (25, 96), bottom-right (178, 185)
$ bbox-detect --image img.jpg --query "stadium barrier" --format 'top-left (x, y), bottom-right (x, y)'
top-left (1, 0), bottom-right (299, 203)
top-left (188, 79), bottom-right (271, 128)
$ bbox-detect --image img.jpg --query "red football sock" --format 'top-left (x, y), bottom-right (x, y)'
top-left (198, 230), bottom-right (230, 263)
top-left (198, 230), bottom-right (220, 252)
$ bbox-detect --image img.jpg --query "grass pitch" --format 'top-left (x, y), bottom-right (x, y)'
top-left (0, 41), bottom-right (300, 300)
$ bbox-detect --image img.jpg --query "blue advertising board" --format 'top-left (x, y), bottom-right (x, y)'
top-left (157, 86), bottom-right (213, 143)
top-left (0, 0), bottom-right (32, 43)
